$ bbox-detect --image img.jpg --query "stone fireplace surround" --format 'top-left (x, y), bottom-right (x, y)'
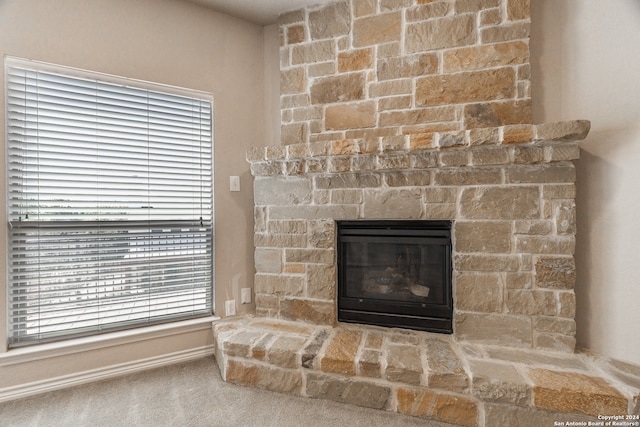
top-left (212, 0), bottom-right (640, 424)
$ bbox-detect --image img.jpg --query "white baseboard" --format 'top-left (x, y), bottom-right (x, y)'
top-left (0, 345), bottom-right (215, 403)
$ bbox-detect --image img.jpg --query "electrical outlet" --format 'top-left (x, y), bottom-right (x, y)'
top-left (241, 288), bottom-right (252, 304)
top-left (225, 300), bottom-right (236, 316)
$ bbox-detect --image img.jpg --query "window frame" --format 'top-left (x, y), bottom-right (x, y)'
top-left (4, 57), bottom-right (216, 348)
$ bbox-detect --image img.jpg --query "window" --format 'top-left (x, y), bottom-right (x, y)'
top-left (6, 58), bottom-right (214, 347)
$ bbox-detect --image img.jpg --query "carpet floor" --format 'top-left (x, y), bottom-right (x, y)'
top-left (0, 357), bottom-right (458, 427)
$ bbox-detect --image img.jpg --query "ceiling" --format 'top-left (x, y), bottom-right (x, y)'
top-left (185, 0), bottom-right (335, 25)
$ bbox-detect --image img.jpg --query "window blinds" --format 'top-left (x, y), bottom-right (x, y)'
top-left (6, 58), bottom-right (214, 347)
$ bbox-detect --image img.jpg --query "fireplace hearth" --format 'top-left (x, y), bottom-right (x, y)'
top-left (337, 220), bottom-right (452, 333)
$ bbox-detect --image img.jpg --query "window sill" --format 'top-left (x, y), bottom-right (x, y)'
top-left (0, 316), bottom-right (219, 367)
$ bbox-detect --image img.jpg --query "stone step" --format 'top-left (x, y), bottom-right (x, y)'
top-left (213, 317), bottom-right (639, 427)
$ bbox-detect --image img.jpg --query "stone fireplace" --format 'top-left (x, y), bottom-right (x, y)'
top-left (212, 0), bottom-right (640, 424)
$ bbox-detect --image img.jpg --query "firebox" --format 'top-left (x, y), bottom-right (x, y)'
top-left (337, 220), bottom-right (453, 334)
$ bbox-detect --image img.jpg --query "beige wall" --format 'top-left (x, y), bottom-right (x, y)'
top-left (531, 0), bottom-right (640, 365)
top-left (0, 0), bottom-right (262, 390)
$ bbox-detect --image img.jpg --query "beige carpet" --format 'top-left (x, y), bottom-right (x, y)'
top-left (0, 357), bottom-right (458, 427)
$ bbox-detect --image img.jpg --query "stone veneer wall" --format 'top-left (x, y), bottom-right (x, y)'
top-left (248, 120), bottom-right (590, 353)
top-left (279, 0), bottom-right (532, 146)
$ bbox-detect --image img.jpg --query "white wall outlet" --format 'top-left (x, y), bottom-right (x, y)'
top-left (229, 175), bottom-right (240, 192)
top-left (225, 300), bottom-right (236, 316)
top-left (241, 288), bottom-right (252, 304)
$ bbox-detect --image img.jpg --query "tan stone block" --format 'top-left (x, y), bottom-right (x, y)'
top-left (516, 236), bottom-right (575, 255)
top-left (425, 203), bottom-right (456, 219)
top-left (255, 274), bottom-right (304, 296)
top-left (416, 68), bottom-right (515, 107)
top-left (363, 188), bottom-right (423, 218)
top-left (469, 127), bottom-right (500, 146)
top-left (353, 0), bottom-right (376, 17)
top-left (326, 101), bottom-right (376, 130)
top-left (269, 219), bottom-right (307, 234)
top-left (280, 297), bottom-right (335, 325)
top-left (320, 328), bottom-right (362, 376)
top-left (380, 107), bottom-right (457, 128)
top-left (425, 338), bottom-right (469, 392)
top-left (481, 22), bottom-right (530, 44)
top-left (455, 221), bottom-right (512, 254)
top-left (514, 220), bottom-right (552, 235)
top-left (506, 272), bottom-right (532, 289)
top-left (281, 122), bottom-right (308, 145)
top-left (267, 335), bottom-right (307, 368)
top-left (223, 330), bottom-right (264, 358)
top-left (255, 293), bottom-right (278, 311)
top-left (528, 368), bottom-right (628, 417)
top-left (480, 8), bottom-right (503, 26)
top-left (455, 312), bottom-right (532, 346)
top-left (485, 345), bottom-right (587, 370)
top-left (503, 124), bottom-right (534, 144)
top-left (254, 233), bottom-right (306, 248)
top-left (455, 0), bottom-right (500, 13)
top-left (292, 106), bottom-right (322, 121)
top-left (396, 387), bottom-right (479, 427)
top-left (281, 93), bottom-right (309, 109)
top-left (470, 359), bottom-right (531, 405)
top-left (506, 290), bottom-right (557, 316)
top-left (255, 247), bottom-right (282, 273)
top-left (460, 186), bottom-right (539, 220)
top-left (306, 372), bottom-right (392, 409)
top-left (455, 272), bottom-right (503, 313)
top-left (353, 12), bottom-right (402, 47)
top-left (534, 332), bottom-right (576, 353)
top-left (284, 263), bottom-right (305, 274)
top-left (369, 79), bottom-right (413, 97)
top-left (307, 61), bottom-right (335, 77)
top-left (513, 146), bottom-right (544, 164)
top-left (464, 99), bottom-right (532, 128)
top-left (377, 153), bottom-right (410, 169)
top-left (455, 254), bottom-right (520, 272)
top-left (358, 349), bottom-right (382, 378)
top-left (246, 146), bottom-right (266, 162)
top-left (406, 2), bottom-right (450, 21)
top-left (310, 73), bottom-right (365, 105)
top-left (444, 41), bottom-right (529, 73)
top-left (265, 145), bottom-right (286, 160)
top-left (388, 330), bottom-right (421, 345)
top-left (251, 332), bottom-right (276, 360)
top-left (314, 172), bottom-right (381, 189)
top-left (406, 14), bottom-right (476, 53)
top-left (380, 0), bottom-right (413, 10)
top-left (307, 264), bottom-right (336, 300)
top-left (226, 359), bottom-right (303, 394)
top-left (535, 257), bottom-right (576, 290)
top-left (558, 291), bottom-right (576, 318)
top-left (438, 131), bottom-right (468, 149)
top-left (278, 9), bottom-right (304, 26)
top-left (224, 359), bottom-right (259, 386)
top-left (507, 0), bottom-right (530, 21)
top-left (385, 345), bottom-right (423, 385)
top-left (536, 120), bottom-right (591, 142)
top-left (338, 48), bottom-right (373, 72)
top-left (292, 40), bottom-right (335, 64)
top-left (377, 53), bottom-right (438, 80)
top-left (470, 146), bottom-right (511, 166)
top-left (434, 168), bottom-right (503, 186)
top-left (545, 143), bottom-right (581, 162)
top-left (309, 1), bottom-right (350, 40)
top-left (287, 25), bottom-right (305, 44)
top-left (484, 403), bottom-right (596, 427)
top-left (301, 329), bottom-right (329, 368)
top-left (384, 171), bottom-right (431, 187)
top-left (379, 95), bottom-right (412, 111)
top-left (507, 163), bottom-right (576, 184)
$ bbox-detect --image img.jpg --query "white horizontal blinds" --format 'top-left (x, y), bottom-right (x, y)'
top-left (7, 60), bottom-right (213, 347)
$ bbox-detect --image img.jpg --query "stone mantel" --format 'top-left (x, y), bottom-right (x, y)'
top-left (246, 120), bottom-right (590, 354)
top-left (248, 121), bottom-right (591, 177)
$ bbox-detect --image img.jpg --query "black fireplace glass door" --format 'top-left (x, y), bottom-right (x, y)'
top-left (337, 220), bottom-right (453, 333)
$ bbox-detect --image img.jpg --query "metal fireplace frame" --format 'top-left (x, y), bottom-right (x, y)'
top-left (336, 220), bottom-right (453, 334)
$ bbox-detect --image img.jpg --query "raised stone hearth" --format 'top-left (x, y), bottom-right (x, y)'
top-left (213, 317), bottom-right (640, 426)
